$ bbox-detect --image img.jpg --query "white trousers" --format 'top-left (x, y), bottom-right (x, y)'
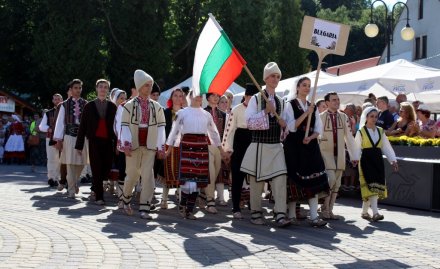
top-left (123, 147), bottom-right (156, 211)
top-left (45, 138), bottom-right (60, 180)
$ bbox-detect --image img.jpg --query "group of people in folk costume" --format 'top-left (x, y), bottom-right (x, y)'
top-left (41, 62), bottom-right (399, 226)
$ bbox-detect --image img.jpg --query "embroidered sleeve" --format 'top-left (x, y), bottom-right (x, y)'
top-left (222, 110), bottom-right (236, 152)
top-left (119, 106), bottom-right (133, 151)
top-left (246, 96), bottom-right (269, 130)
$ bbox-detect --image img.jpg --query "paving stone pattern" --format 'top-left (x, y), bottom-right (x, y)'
top-left (0, 165), bottom-right (439, 268)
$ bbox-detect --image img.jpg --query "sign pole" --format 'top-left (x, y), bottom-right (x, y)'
top-left (304, 50), bottom-right (325, 138)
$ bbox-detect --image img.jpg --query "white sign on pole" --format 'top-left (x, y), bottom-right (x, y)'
top-left (311, 19), bottom-right (341, 50)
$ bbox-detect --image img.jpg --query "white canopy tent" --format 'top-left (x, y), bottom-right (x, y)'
top-left (316, 59), bottom-right (440, 112)
top-left (159, 77), bottom-right (245, 107)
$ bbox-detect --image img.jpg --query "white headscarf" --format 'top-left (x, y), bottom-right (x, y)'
top-left (359, 106), bottom-right (379, 129)
top-left (111, 89), bottom-right (125, 104)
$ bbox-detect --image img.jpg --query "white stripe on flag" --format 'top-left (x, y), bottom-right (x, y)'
top-left (192, 18), bottom-right (222, 96)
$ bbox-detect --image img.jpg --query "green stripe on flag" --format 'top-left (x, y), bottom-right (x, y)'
top-left (199, 33), bottom-right (233, 94)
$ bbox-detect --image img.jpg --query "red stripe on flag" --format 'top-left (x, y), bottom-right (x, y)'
top-left (208, 51), bottom-right (245, 96)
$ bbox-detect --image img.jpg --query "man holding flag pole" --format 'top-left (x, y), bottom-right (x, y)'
top-left (191, 14), bottom-right (290, 226)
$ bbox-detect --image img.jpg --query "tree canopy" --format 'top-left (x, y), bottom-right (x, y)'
top-left (0, 0), bottom-right (396, 109)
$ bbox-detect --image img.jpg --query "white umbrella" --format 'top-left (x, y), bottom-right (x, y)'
top-left (318, 59), bottom-right (440, 95)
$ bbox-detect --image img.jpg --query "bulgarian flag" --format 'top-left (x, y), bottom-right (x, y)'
top-left (192, 14), bottom-right (247, 97)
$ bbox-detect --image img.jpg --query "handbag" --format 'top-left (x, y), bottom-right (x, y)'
top-left (27, 134), bottom-right (40, 146)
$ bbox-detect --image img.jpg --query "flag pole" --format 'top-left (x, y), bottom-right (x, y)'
top-left (243, 65), bottom-right (281, 120)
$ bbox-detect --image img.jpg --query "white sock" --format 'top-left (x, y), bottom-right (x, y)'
top-left (309, 195), bottom-right (319, 220)
top-left (370, 196), bottom-right (379, 215)
top-left (162, 186), bottom-right (169, 202)
top-left (216, 183), bottom-right (225, 202)
top-left (288, 201), bottom-right (296, 219)
top-left (362, 199), bottom-right (370, 214)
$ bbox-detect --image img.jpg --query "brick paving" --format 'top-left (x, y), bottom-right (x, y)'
top-left (0, 164), bottom-right (439, 268)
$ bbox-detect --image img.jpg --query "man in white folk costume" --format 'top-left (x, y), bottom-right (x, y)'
top-left (118, 70), bottom-right (166, 220)
top-left (240, 62), bottom-right (291, 227)
top-left (53, 79), bottom-right (88, 199)
top-left (319, 92), bottom-right (360, 219)
top-left (39, 93), bottom-right (63, 187)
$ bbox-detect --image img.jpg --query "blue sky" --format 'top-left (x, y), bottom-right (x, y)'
top-left (381, 0), bottom-right (407, 7)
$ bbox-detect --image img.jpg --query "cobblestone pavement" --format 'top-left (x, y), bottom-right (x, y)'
top-left (0, 164), bottom-right (439, 269)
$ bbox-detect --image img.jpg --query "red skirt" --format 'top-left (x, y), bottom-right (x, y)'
top-left (179, 134), bottom-right (210, 188)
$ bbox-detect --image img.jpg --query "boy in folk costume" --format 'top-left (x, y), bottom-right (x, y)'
top-left (53, 79), bottom-right (88, 198)
top-left (39, 93), bottom-right (63, 187)
top-left (119, 70), bottom-right (166, 220)
top-left (75, 79), bottom-right (117, 205)
top-left (240, 62), bottom-right (291, 227)
top-left (319, 92), bottom-right (360, 219)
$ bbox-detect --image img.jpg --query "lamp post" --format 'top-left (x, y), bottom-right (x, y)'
top-left (364, 0), bottom-right (415, 63)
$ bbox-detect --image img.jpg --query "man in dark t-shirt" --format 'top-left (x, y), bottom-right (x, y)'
top-left (376, 96), bottom-right (395, 130)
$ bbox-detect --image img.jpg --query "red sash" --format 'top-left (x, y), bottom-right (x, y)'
top-left (95, 119), bottom-right (108, 138)
top-left (138, 128), bottom-right (148, 146)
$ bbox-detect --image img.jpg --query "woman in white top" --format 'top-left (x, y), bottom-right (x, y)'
top-left (282, 77), bottom-right (328, 227)
top-left (166, 92), bottom-right (225, 219)
top-left (111, 89), bottom-right (127, 208)
top-left (355, 107), bottom-right (398, 222)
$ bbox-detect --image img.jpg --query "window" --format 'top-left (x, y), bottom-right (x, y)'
top-left (414, 35), bottom-right (428, 60)
top-left (422, 35), bottom-right (427, 58)
top-left (418, 0), bottom-right (423, 20)
top-left (415, 37), bottom-right (420, 59)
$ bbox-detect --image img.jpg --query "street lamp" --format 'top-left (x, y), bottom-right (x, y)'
top-left (364, 0), bottom-right (415, 63)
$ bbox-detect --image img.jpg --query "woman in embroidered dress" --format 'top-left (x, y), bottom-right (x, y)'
top-left (166, 91), bottom-right (226, 219)
top-left (159, 88), bottom-right (184, 209)
top-left (283, 77), bottom-right (329, 227)
top-left (4, 114), bottom-right (26, 164)
top-left (215, 94), bottom-right (232, 206)
top-left (355, 107), bottom-right (398, 221)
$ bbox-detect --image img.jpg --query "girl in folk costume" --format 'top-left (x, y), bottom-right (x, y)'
top-left (222, 83), bottom-right (259, 219)
top-left (106, 89), bottom-right (126, 196)
top-left (210, 94), bottom-right (231, 207)
top-left (159, 88), bottom-right (184, 209)
top-left (166, 92), bottom-right (226, 220)
top-left (4, 114), bottom-right (26, 163)
top-left (282, 77), bottom-right (329, 227)
top-left (355, 107), bottom-right (398, 221)
top-left (110, 89), bottom-right (127, 204)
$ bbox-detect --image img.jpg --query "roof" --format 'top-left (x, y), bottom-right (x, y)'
top-left (326, 56), bottom-right (381, 76)
top-left (0, 89), bottom-right (36, 112)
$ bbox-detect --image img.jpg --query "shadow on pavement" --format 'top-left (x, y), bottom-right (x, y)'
top-left (335, 258), bottom-right (410, 268)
